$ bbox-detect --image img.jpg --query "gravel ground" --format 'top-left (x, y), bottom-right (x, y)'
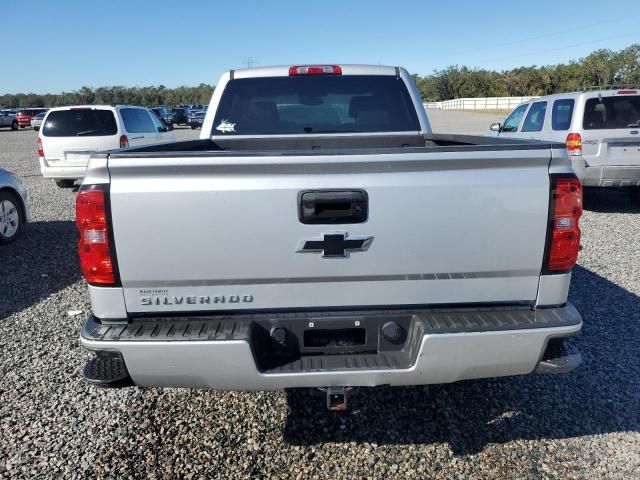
top-left (426, 108), bottom-right (506, 134)
top-left (1, 119), bottom-right (639, 479)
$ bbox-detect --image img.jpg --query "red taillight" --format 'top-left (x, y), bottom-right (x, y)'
top-left (76, 187), bottom-right (117, 285)
top-left (545, 176), bottom-right (582, 272)
top-left (565, 133), bottom-right (582, 156)
top-left (617, 90), bottom-right (637, 95)
top-left (37, 137), bottom-right (44, 157)
top-left (289, 65), bottom-right (342, 76)
top-left (119, 135), bottom-right (129, 148)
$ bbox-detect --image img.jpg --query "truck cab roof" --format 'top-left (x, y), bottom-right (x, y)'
top-left (230, 64), bottom-right (401, 79)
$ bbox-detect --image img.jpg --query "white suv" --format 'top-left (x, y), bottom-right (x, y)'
top-left (491, 88), bottom-right (640, 202)
top-left (38, 105), bottom-right (175, 187)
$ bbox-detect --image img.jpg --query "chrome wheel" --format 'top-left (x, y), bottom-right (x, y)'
top-left (0, 199), bottom-right (20, 239)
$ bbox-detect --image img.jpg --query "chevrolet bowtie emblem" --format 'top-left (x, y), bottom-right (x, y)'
top-left (297, 232), bottom-right (373, 258)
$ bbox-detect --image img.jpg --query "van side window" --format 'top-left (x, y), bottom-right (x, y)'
top-left (552, 99), bottom-right (574, 130)
top-left (521, 101), bottom-right (547, 132)
top-left (502, 104), bottom-right (529, 132)
top-left (121, 108), bottom-right (157, 134)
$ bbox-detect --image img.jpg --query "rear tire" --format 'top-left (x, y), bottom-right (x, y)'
top-left (55, 179), bottom-right (75, 188)
top-left (191, 125), bottom-right (197, 129)
top-left (0, 190), bottom-right (25, 245)
top-left (11, 121), bottom-right (18, 130)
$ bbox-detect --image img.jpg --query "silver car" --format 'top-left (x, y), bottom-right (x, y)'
top-left (0, 110), bottom-right (18, 130)
top-left (0, 168), bottom-right (28, 244)
top-left (30, 111), bottom-right (46, 131)
top-left (188, 110), bottom-right (206, 129)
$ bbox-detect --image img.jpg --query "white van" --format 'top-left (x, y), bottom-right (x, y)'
top-left (38, 105), bottom-right (175, 187)
top-left (491, 88), bottom-right (640, 202)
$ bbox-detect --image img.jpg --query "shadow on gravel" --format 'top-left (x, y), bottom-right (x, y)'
top-left (0, 220), bottom-right (81, 319)
top-left (583, 187), bottom-right (640, 213)
top-left (283, 265), bottom-right (640, 455)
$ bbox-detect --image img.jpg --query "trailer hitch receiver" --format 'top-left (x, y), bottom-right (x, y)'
top-left (326, 386), bottom-right (348, 411)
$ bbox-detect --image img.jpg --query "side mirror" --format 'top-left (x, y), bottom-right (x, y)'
top-left (157, 126), bottom-right (168, 133)
top-left (490, 122), bottom-right (502, 132)
top-left (167, 123), bottom-right (174, 131)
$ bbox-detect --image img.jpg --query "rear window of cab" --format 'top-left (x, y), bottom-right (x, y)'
top-left (212, 75), bottom-right (421, 135)
top-left (42, 109), bottom-right (118, 137)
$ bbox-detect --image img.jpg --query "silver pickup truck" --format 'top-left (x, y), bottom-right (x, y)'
top-left (78, 65), bottom-right (583, 409)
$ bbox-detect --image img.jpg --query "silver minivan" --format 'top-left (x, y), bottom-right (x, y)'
top-left (491, 88), bottom-right (640, 202)
top-left (38, 105), bottom-right (175, 188)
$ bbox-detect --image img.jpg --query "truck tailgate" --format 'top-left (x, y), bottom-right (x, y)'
top-left (107, 148), bottom-right (552, 314)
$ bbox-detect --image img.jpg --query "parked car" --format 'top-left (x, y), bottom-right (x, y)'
top-left (188, 110), bottom-right (206, 129)
top-left (15, 108), bottom-right (47, 128)
top-left (151, 107), bottom-right (174, 127)
top-left (38, 105), bottom-right (175, 188)
top-left (171, 107), bottom-right (190, 126)
top-left (78, 64), bottom-right (583, 411)
top-left (0, 168), bottom-right (28, 244)
top-left (0, 110), bottom-right (18, 130)
top-left (178, 104), bottom-right (205, 110)
top-left (491, 87), bottom-right (640, 202)
top-left (30, 112), bottom-right (46, 131)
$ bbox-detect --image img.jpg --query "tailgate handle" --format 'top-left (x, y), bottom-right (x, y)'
top-left (298, 190), bottom-right (368, 224)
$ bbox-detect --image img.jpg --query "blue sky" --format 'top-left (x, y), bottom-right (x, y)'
top-left (2, 0), bottom-right (638, 94)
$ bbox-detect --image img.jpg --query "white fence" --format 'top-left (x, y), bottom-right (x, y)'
top-left (424, 96), bottom-right (539, 110)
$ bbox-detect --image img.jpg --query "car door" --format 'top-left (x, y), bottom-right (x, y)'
top-left (120, 107), bottom-right (158, 146)
top-left (147, 109), bottom-right (175, 143)
top-left (497, 103), bottom-right (529, 138)
top-left (547, 98), bottom-right (575, 143)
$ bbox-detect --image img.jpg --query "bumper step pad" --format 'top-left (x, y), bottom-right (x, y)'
top-left (83, 352), bottom-right (134, 388)
top-left (535, 337), bottom-right (582, 374)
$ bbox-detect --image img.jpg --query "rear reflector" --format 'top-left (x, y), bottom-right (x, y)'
top-left (76, 186), bottom-right (117, 285)
top-left (544, 176), bottom-right (582, 273)
top-left (119, 135), bottom-right (129, 148)
top-left (289, 65), bottom-right (342, 76)
top-left (37, 136), bottom-right (44, 157)
top-left (565, 133), bottom-right (582, 156)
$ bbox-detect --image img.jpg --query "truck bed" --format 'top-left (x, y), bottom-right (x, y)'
top-left (109, 133), bottom-right (565, 156)
top-left (86, 135), bottom-right (567, 316)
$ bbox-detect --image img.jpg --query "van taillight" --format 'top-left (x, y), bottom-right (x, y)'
top-left (119, 135), bottom-right (129, 148)
top-left (565, 133), bottom-right (582, 156)
top-left (37, 137), bottom-right (44, 157)
top-left (76, 186), bottom-right (118, 285)
top-left (544, 176), bottom-right (582, 273)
